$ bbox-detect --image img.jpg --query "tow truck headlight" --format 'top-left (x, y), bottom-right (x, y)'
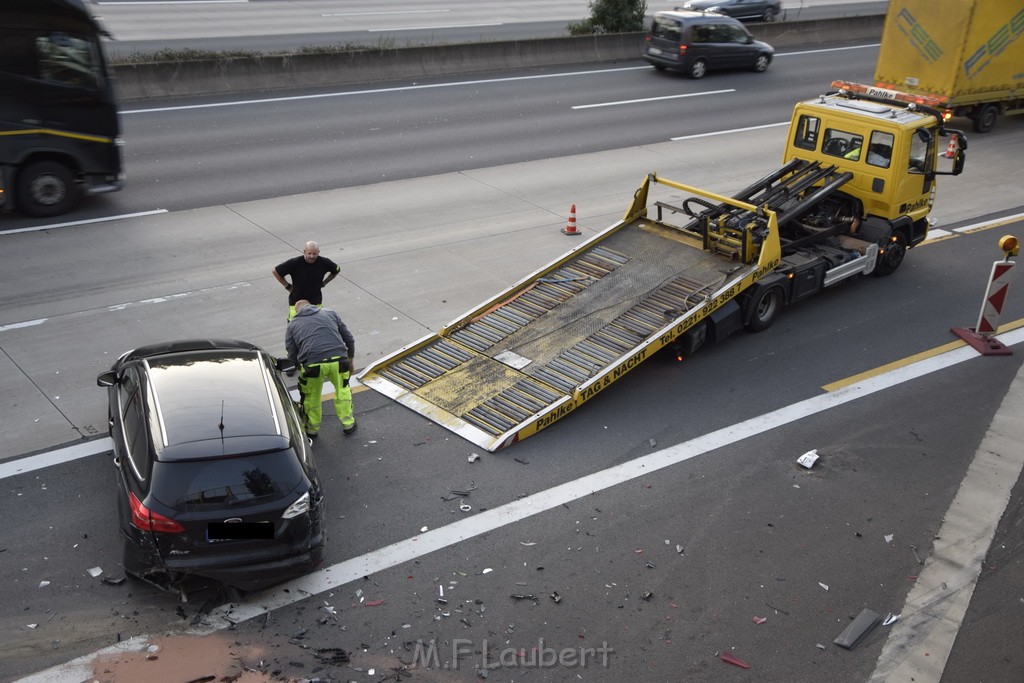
top-left (282, 491), bottom-right (310, 519)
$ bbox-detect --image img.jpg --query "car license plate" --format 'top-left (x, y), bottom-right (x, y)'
top-left (648, 47), bottom-right (662, 56)
top-left (207, 522), bottom-right (273, 541)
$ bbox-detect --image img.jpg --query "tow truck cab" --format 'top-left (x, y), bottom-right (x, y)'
top-left (783, 80), bottom-right (967, 247)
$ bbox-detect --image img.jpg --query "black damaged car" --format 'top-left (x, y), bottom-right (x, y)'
top-left (97, 339), bottom-right (324, 593)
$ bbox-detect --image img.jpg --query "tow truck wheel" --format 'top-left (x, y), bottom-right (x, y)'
top-left (873, 233), bottom-right (907, 276)
top-left (972, 104), bottom-right (999, 133)
top-left (688, 59), bottom-right (707, 79)
top-left (745, 286), bottom-right (783, 332)
top-left (16, 160), bottom-right (79, 217)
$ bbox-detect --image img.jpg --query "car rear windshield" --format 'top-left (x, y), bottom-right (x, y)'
top-left (151, 451), bottom-right (304, 512)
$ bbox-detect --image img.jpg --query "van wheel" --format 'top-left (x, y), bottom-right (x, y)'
top-left (762, 8), bottom-right (777, 22)
top-left (753, 55), bottom-right (770, 72)
top-left (688, 59), bottom-right (707, 79)
top-left (972, 104), bottom-right (999, 133)
top-left (16, 160), bottom-right (78, 217)
top-left (873, 233), bottom-right (907, 276)
top-left (745, 286), bottom-right (784, 332)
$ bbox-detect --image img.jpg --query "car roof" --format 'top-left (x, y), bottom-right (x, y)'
top-left (654, 10), bottom-right (737, 23)
top-left (137, 346), bottom-right (290, 461)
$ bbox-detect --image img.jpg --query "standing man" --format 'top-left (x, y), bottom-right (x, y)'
top-left (285, 300), bottom-right (357, 438)
top-left (273, 241), bottom-right (341, 321)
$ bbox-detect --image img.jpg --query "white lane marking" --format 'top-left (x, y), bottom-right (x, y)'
top-left (776, 43), bottom-right (880, 56)
top-left (0, 438), bottom-right (113, 480)
top-left (120, 41), bottom-right (877, 116)
top-left (954, 210), bottom-right (1024, 233)
top-left (322, 10), bottom-right (451, 17)
top-left (573, 89), bottom-right (734, 110)
top-left (369, 22), bottom-right (503, 31)
top-left (0, 210), bottom-right (168, 236)
top-left (0, 318), bottom-right (47, 333)
top-left (120, 66), bottom-right (652, 114)
top-left (871, 362), bottom-right (1024, 680)
top-left (185, 326), bottom-right (1024, 632)
top-left (97, 1), bottom-right (247, 4)
top-left (671, 121), bottom-right (789, 141)
top-left (924, 228), bottom-right (953, 241)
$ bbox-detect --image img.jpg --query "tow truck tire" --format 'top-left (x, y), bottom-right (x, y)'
top-left (16, 160), bottom-right (78, 217)
top-left (972, 104), bottom-right (999, 133)
top-left (873, 233), bottom-right (907, 276)
top-left (688, 59), bottom-right (707, 79)
top-left (745, 286), bottom-right (783, 332)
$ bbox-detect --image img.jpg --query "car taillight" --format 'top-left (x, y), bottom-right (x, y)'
top-left (129, 491), bottom-right (185, 533)
top-left (679, 45), bottom-right (687, 55)
top-left (282, 491), bottom-right (310, 519)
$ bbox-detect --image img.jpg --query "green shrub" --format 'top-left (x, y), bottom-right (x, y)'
top-left (568, 0), bottom-right (647, 35)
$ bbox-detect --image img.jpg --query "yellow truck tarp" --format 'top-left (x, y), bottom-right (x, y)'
top-left (874, 0), bottom-right (1024, 105)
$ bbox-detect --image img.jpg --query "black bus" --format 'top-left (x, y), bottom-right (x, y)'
top-left (0, 0), bottom-right (123, 217)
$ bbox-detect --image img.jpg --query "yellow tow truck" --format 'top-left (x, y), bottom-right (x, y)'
top-left (358, 81), bottom-right (967, 451)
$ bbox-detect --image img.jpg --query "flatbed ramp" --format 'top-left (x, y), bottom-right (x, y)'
top-left (358, 174), bottom-right (780, 451)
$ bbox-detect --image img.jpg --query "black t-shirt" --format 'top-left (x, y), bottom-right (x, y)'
top-left (276, 255), bottom-right (340, 305)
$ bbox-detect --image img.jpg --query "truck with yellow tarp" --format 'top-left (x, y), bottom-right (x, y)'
top-left (874, 0), bottom-right (1024, 132)
top-left (357, 82), bottom-right (967, 451)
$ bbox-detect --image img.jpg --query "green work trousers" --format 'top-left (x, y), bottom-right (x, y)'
top-left (298, 359), bottom-right (354, 435)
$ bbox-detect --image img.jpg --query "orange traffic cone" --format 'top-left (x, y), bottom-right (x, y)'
top-left (562, 204), bottom-right (581, 236)
top-left (943, 134), bottom-right (958, 159)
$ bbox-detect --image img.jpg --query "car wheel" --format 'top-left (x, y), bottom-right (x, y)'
top-left (652, 64), bottom-right (666, 71)
top-left (873, 233), bottom-right (907, 276)
top-left (753, 54), bottom-right (770, 73)
top-left (688, 59), bottom-right (707, 80)
top-left (16, 160), bottom-right (79, 217)
top-left (745, 286), bottom-right (784, 332)
top-left (972, 104), bottom-right (999, 133)
top-left (762, 8), bottom-right (777, 22)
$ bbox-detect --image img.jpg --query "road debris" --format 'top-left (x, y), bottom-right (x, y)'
top-left (719, 651), bottom-right (749, 669)
top-left (514, 457), bottom-right (529, 465)
top-left (364, 599), bottom-right (385, 607)
top-left (482, 568), bottom-right (492, 574)
top-left (882, 613), bottom-right (900, 626)
top-left (797, 449), bottom-right (819, 468)
top-left (510, 594), bottom-right (536, 601)
top-left (313, 647), bottom-right (350, 664)
top-left (885, 534), bottom-right (894, 543)
top-left (819, 582), bottom-right (829, 591)
top-left (38, 581), bottom-right (50, 588)
top-left (101, 576), bottom-right (126, 586)
top-left (834, 608), bottom-right (881, 650)
top-left (816, 643), bottom-right (827, 650)
top-left (911, 545), bottom-right (924, 564)
top-left (550, 592), bottom-right (561, 604)
top-left (752, 616), bottom-right (767, 625)
top-left (676, 545), bottom-right (685, 554)
top-left (460, 504), bottom-right (472, 512)
top-left (520, 541), bottom-right (536, 546)
top-left (468, 453), bottom-right (480, 463)
top-left (87, 567), bottom-right (103, 578)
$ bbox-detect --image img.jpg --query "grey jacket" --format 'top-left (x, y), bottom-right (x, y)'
top-left (285, 306), bottom-right (355, 366)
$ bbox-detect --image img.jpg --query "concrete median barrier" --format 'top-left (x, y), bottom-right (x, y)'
top-left (112, 16), bottom-right (883, 101)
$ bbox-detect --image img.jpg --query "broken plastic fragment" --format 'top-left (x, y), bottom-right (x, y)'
top-left (752, 616), bottom-right (767, 625)
top-left (816, 643), bottom-right (827, 650)
top-left (550, 592), bottom-right (561, 603)
top-left (420, 526), bottom-right (429, 533)
top-left (482, 568), bottom-right (493, 574)
top-left (39, 581), bottom-right (50, 588)
top-left (364, 599), bottom-right (385, 607)
top-left (87, 567), bottom-right (103, 578)
top-left (882, 613), bottom-right (900, 626)
top-left (520, 541), bottom-right (536, 546)
top-left (460, 504), bottom-right (472, 513)
top-left (719, 652), bottom-right (749, 669)
top-left (819, 582), bottom-right (829, 591)
top-left (468, 453), bottom-right (480, 463)
top-left (834, 608), bottom-right (881, 650)
top-left (27, 624), bottom-right (38, 629)
top-left (797, 449), bottom-right (819, 468)
top-left (885, 534), bottom-right (894, 543)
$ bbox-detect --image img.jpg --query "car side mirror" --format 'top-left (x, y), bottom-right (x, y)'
top-left (97, 370), bottom-right (117, 387)
top-left (277, 357), bottom-right (296, 374)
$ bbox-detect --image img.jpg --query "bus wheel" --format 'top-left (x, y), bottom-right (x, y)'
top-left (745, 286), bottom-right (783, 332)
top-left (17, 161), bottom-right (78, 217)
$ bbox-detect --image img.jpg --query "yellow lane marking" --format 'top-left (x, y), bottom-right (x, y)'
top-left (823, 317), bottom-right (1024, 392)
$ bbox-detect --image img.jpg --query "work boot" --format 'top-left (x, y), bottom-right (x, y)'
top-left (343, 422), bottom-right (357, 437)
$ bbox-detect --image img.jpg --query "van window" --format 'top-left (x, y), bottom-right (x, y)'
top-left (793, 115), bottom-right (820, 151)
top-left (726, 25), bottom-right (751, 44)
top-left (651, 17), bottom-right (683, 40)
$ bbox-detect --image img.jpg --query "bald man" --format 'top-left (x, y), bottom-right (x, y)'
top-left (273, 241), bottom-right (341, 321)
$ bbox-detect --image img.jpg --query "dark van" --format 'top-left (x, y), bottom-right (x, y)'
top-left (643, 10), bottom-right (775, 79)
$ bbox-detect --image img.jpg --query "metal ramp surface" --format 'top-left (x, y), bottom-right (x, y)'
top-left (359, 218), bottom-right (750, 451)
